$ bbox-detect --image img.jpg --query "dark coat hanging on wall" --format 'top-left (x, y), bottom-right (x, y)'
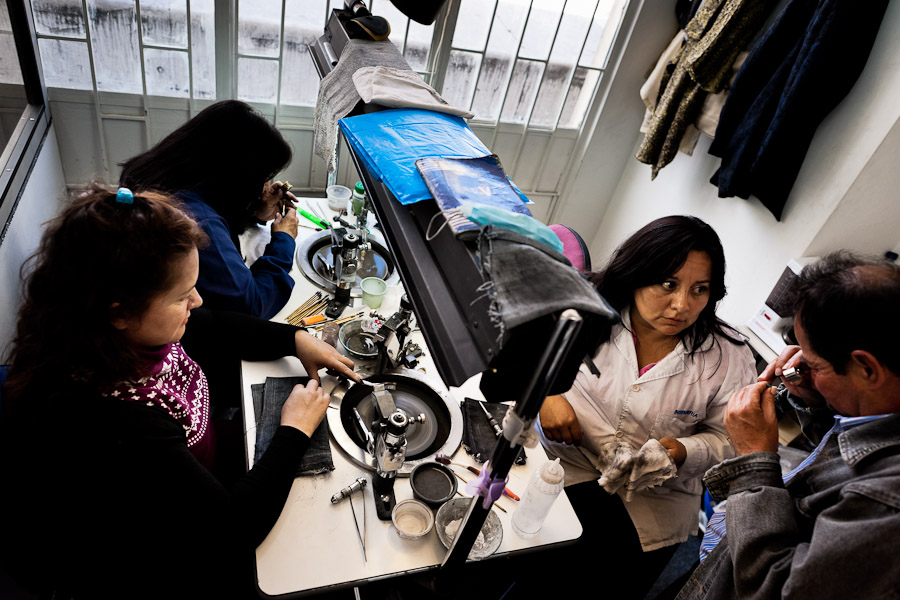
top-left (708, 0), bottom-right (890, 221)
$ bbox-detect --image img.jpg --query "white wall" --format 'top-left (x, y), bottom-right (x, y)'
top-left (0, 124), bottom-right (67, 355)
top-left (559, 0), bottom-right (900, 328)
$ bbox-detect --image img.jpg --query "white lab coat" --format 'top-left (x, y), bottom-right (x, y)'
top-left (538, 310), bottom-right (756, 551)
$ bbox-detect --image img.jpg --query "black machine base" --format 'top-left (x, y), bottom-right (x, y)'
top-left (373, 473), bottom-right (397, 520)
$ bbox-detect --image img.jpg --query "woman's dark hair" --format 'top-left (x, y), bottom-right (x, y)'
top-left (588, 215), bottom-right (742, 353)
top-left (3, 184), bottom-right (209, 409)
top-left (119, 100), bottom-right (292, 234)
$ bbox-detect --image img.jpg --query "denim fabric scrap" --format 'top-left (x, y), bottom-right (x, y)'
top-left (476, 228), bottom-right (618, 344)
top-left (461, 398), bottom-right (526, 465)
top-left (253, 376), bottom-right (334, 475)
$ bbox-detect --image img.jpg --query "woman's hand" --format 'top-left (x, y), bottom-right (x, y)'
top-left (539, 395), bottom-right (583, 445)
top-left (271, 208), bottom-right (299, 239)
top-left (658, 437), bottom-right (686, 465)
top-left (280, 380), bottom-right (330, 436)
top-left (257, 180), bottom-right (297, 222)
top-left (758, 344), bottom-right (825, 407)
top-left (295, 329), bottom-right (358, 383)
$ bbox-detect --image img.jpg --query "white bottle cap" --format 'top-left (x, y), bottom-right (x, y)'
top-left (540, 458), bottom-right (565, 484)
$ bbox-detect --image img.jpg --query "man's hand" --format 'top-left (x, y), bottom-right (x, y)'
top-left (724, 382), bottom-right (779, 455)
top-left (758, 344), bottom-right (825, 407)
top-left (658, 437), bottom-right (687, 465)
top-left (294, 330), bottom-right (358, 383)
top-left (539, 395), bottom-right (583, 445)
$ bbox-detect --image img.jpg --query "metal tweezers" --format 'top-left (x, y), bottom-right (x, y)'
top-left (349, 487), bottom-right (367, 562)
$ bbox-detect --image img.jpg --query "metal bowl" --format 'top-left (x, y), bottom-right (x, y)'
top-left (435, 497), bottom-right (502, 560)
top-left (338, 318), bottom-right (380, 359)
top-left (409, 462), bottom-right (457, 508)
top-left (327, 370), bottom-right (463, 476)
top-left (296, 229), bottom-right (400, 296)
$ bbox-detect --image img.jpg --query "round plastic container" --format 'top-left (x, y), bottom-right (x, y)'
top-left (391, 499), bottom-right (434, 540)
top-left (326, 184), bottom-right (352, 211)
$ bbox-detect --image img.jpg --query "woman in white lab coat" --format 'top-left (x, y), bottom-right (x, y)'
top-left (535, 215), bottom-right (756, 599)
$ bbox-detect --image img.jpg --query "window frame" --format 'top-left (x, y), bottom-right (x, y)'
top-left (0, 0), bottom-right (49, 241)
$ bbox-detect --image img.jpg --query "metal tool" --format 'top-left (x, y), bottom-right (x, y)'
top-left (325, 230), bottom-right (360, 318)
top-left (353, 382), bottom-right (426, 520)
top-left (331, 475), bottom-right (368, 504)
top-left (477, 401), bottom-right (503, 438)
top-left (331, 476), bottom-right (368, 562)
top-left (781, 365), bottom-right (804, 384)
top-left (279, 180), bottom-right (293, 216)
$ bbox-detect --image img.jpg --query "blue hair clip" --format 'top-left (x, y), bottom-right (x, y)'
top-left (116, 187), bottom-right (134, 205)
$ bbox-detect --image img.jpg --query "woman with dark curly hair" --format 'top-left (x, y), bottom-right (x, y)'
top-left (0, 185), bottom-right (356, 599)
top-left (120, 100), bottom-right (299, 319)
top-left (534, 216), bottom-right (756, 599)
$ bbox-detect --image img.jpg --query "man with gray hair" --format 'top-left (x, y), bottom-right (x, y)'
top-left (677, 251), bottom-right (900, 599)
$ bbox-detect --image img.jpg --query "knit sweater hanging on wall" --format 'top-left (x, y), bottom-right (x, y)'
top-left (636, 0), bottom-right (777, 179)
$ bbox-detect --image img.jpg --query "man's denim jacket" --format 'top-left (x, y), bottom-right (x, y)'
top-left (676, 411), bottom-right (900, 600)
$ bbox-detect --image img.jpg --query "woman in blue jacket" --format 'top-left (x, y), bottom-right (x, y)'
top-left (120, 100), bottom-right (299, 319)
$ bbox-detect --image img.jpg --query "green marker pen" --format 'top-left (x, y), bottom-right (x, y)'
top-left (297, 208), bottom-right (330, 229)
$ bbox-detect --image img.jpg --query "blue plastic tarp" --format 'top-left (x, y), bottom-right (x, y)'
top-left (338, 108), bottom-right (491, 205)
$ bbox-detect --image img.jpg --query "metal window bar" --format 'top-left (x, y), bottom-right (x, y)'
top-left (523, 0), bottom-right (600, 131)
top-left (456, 0), bottom-right (504, 115)
top-left (77, 0), bottom-right (111, 178)
top-left (216, 0), bottom-right (236, 99)
top-left (501, 0), bottom-right (583, 184)
top-left (274, 0), bottom-right (286, 124)
top-left (475, 1), bottom-right (534, 149)
top-left (186, 0), bottom-right (197, 116)
top-left (422, 0), bottom-right (459, 93)
top-left (525, 1), bottom-right (600, 193)
top-left (134, 0), bottom-right (154, 150)
top-left (442, 0), bottom-right (611, 204)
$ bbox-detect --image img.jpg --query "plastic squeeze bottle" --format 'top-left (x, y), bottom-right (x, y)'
top-left (351, 181), bottom-right (366, 215)
top-left (511, 458), bottom-right (565, 538)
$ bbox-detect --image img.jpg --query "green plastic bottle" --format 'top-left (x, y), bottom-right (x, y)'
top-left (351, 181), bottom-right (366, 215)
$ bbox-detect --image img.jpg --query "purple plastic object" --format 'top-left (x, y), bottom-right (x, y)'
top-left (464, 461), bottom-right (507, 510)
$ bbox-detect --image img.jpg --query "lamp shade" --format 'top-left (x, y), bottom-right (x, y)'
top-left (389, 0), bottom-right (447, 25)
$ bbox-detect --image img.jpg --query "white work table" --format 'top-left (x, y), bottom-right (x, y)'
top-left (240, 197), bottom-right (583, 597)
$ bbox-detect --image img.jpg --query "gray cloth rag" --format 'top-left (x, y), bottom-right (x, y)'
top-left (313, 39), bottom-right (413, 172)
top-left (478, 228), bottom-right (618, 343)
top-left (353, 66), bottom-right (473, 119)
top-left (590, 439), bottom-right (677, 501)
top-left (252, 376), bottom-right (334, 475)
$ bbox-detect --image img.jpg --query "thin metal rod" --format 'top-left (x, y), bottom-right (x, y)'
top-left (440, 309), bottom-right (583, 573)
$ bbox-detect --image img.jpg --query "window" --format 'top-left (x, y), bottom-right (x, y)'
top-left (28, 0), bottom-right (625, 131)
top-left (444, 0), bottom-right (626, 130)
top-left (0, 0), bottom-right (49, 237)
top-left (31, 0), bottom-right (215, 98)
